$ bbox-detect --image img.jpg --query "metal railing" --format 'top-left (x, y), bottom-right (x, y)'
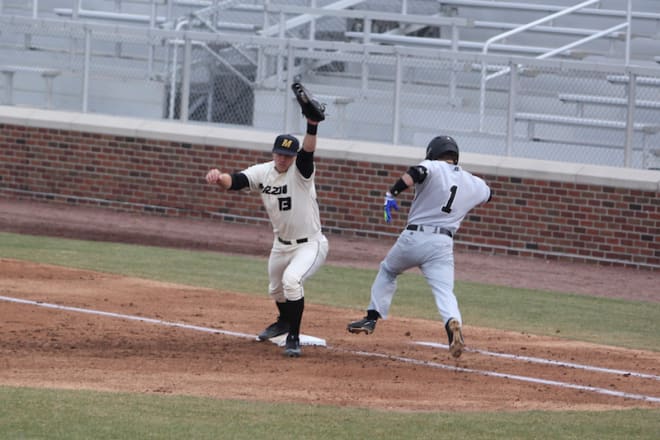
top-left (479, 0), bottom-right (631, 131)
top-left (1, 3), bottom-right (660, 169)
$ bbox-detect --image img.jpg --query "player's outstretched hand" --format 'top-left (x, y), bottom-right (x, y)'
top-left (383, 192), bottom-right (399, 223)
top-left (206, 169), bottom-right (221, 184)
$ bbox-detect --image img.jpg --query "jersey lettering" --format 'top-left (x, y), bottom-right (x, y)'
top-left (441, 185), bottom-right (458, 213)
top-left (278, 197), bottom-right (292, 211)
top-left (261, 184), bottom-right (288, 195)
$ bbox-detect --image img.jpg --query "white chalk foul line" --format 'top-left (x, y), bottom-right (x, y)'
top-left (0, 294), bottom-right (255, 339)
top-left (340, 349), bottom-right (660, 404)
top-left (2, 295), bottom-right (658, 404)
top-left (414, 341), bottom-right (660, 382)
top-left (0, 295), bottom-right (326, 346)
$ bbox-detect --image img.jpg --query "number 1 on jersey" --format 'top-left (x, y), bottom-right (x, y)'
top-left (441, 185), bottom-right (458, 213)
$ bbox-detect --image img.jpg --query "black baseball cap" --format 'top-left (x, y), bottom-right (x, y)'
top-left (272, 134), bottom-right (300, 156)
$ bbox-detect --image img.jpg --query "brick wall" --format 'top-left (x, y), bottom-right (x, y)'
top-left (0, 114), bottom-right (658, 269)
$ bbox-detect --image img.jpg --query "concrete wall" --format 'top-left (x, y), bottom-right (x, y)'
top-left (0, 106), bottom-right (658, 269)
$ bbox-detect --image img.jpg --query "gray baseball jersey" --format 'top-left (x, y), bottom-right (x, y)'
top-left (407, 160), bottom-right (491, 233)
top-left (368, 160), bottom-right (490, 324)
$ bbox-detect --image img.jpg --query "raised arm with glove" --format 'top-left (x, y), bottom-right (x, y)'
top-left (291, 82), bottom-right (326, 123)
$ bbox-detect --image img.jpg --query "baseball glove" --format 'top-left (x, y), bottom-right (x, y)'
top-left (291, 82), bottom-right (326, 122)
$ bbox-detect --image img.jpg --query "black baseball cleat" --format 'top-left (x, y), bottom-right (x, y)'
top-left (445, 318), bottom-right (465, 359)
top-left (284, 334), bottom-right (301, 357)
top-left (347, 317), bottom-right (377, 335)
top-left (257, 320), bottom-right (290, 341)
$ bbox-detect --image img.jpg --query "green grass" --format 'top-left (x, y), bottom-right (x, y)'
top-left (1, 387), bottom-right (658, 440)
top-left (1, 231), bottom-right (659, 439)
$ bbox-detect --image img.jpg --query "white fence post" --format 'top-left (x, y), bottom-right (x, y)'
top-left (392, 52), bottom-right (402, 145)
top-left (82, 27), bottom-right (91, 113)
top-left (506, 62), bottom-right (518, 157)
top-left (180, 36), bottom-right (192, 122)
top-left (624, 72), bottom-right (636, 167)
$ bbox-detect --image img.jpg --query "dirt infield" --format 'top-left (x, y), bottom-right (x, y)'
top-left (1, 199), bottom-right (659, 411)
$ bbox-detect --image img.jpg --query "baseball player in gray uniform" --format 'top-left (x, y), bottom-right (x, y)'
top-left (205, 118), bottom-right (328, 357)
top-left (347, 136), bottom-right (491, 358)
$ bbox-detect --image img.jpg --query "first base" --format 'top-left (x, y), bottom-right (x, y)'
top-left (266, 333), bottom-right (326, 347)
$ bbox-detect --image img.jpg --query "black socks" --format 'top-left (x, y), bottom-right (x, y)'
top-left (283, 298), bottom-right (305, 337)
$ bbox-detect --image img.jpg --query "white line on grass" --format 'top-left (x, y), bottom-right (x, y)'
top-left (414, 341), bottom-right (660, 381)
top-left (2, 295), bottom-right (659, 404)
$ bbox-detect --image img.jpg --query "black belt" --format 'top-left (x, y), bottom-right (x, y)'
top-left (278, 237), bottom-right (309, 245)
top-left (406, 224), bottom-right (453, 238)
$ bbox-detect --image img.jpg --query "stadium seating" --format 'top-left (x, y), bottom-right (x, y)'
top-left (0, 0), bottom-right (659, 168)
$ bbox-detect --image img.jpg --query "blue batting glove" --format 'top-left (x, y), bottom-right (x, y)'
top-left (383, 192), bottom-right (399, 223)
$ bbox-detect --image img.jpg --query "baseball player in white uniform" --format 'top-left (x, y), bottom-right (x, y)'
top-left (347, 136), bottom-right (491, 358)
top-left (205, 119), bottom-right (328, 357)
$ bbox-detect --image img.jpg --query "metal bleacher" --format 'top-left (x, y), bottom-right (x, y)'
top-left (0, 0), bottom-right (659, 169)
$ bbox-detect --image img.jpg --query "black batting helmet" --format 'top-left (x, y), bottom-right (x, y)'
top-left (425, 136), bottom-right (459, 163)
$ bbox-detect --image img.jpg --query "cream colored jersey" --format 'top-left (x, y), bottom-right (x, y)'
top-left (242, 161), bottom-right (321, 241)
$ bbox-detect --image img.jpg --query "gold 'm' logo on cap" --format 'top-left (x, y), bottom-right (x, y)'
top-left (281, 139), bottom-right (293, 148)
